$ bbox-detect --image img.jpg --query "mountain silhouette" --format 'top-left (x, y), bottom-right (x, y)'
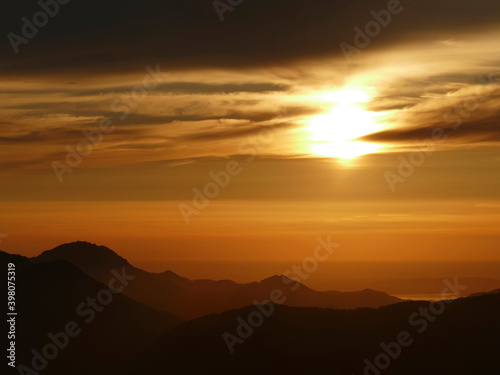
top-left (1, 250), bottom-right (182, 375)
top-left (32, 241), bottom-right (402, 319)
top-left (35, 240), bottom-right (130, 273)
top-left (2, 246), bottom-right (499, 375)
top-left (469, 288), bottom-right (500, 297)
top-left (131, 293), bottom-right (500, 375)
top-left (370, 277), bottom-right (500, 296)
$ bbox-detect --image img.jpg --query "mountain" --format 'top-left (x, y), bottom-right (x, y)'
top-left (130, 293), bottom-right (500, 375)
top-left (3, 246), bottom-right (499, 375)
top-left (370, 277), bottom-right (500, 297)
top-left (35, 241), bottom-right (130, 272)
top-left (469, 288), bottom-right (500, 297)
top-left (32, 241), bottom-right (402, 319)
top-left (1, 250), bottom-right (182, 375)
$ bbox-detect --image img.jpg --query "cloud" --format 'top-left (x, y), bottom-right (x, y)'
top-left (2, 0), bottom-right (500, 76)
top-left (2, 0), bottom-right (500, 174)
top-left (363, 85), bottom-right (500, 144)
top-left (177, 121), bottom-right (296, 142)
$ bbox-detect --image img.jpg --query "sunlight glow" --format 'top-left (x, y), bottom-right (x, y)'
top-left (312, 141), bottom-right (380, 159)
top-left (308, 87), bottom-right (382, 159)
top-left (315, 87), bottom-right (372, 105)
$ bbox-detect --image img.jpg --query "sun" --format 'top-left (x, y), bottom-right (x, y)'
top-left (308, 87), bottom-right (382, 159)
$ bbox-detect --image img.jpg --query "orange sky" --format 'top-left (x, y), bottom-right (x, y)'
top-left (1, 1), bottom-right (500, 268)
top-left (2, 198), bottom-right (500, 262)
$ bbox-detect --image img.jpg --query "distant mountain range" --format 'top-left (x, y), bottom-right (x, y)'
top-left (2, 241), bottom-right (499, 375)
top-left (31, 241), bottom-right (402, 319)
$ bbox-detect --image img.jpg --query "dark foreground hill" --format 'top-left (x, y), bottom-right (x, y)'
top-left (32, 241), bottom-right (402, 319)
top-left (130, 292), bottom-right (500, 375)
top-left (1, 251), bottom-right (182, 375)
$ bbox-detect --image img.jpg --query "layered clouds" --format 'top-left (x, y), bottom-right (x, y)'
top-left (2, 0), bottom-right (500, 174)
top-left (2, 0), bottom-right (500, 259)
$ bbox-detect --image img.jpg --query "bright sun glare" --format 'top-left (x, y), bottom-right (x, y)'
top-left (308, 87), bottom-right (382, 160)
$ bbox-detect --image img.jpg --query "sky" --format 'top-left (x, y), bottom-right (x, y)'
top-left (1, 0), bottom-right (500, 267)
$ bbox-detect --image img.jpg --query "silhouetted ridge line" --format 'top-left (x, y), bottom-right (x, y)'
top-left (30, 241), bottom-right (403, 320)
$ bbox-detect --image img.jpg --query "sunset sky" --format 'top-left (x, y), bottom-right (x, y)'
top-left (1, 0), bottom-right (500, 266)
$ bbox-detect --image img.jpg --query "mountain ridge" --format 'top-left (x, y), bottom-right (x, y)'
top-left (1, 250), bottom-right (183, 375)
top-left (29, 241), bottom-right (403, 319)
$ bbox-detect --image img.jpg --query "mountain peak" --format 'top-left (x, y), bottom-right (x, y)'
top-left (33, 241), bottom-right (130, 270)
top-left (161, 270), bottom-right (191, 283)
top-left (260, 274), bottom-right (299, 286)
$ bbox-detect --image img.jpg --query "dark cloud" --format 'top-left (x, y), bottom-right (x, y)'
top-left (363, 80), bottom-right (500, 144)
top-left (7, 102), bottom-right (316, 127)
top-left (102, 142), bottom-right (173, 151)
top-left (2, 0), bottom-right (500, 76)
top-left (76, 82), bottom-right (290, 96)
top-left (362, 109), bottom-right (500, 143)
top-left (1, 82), bottom-right (290, 96)
top-left (178, 121), bottom-right (296, 142)
top-left (0, 126), bottom-right (141, 145)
